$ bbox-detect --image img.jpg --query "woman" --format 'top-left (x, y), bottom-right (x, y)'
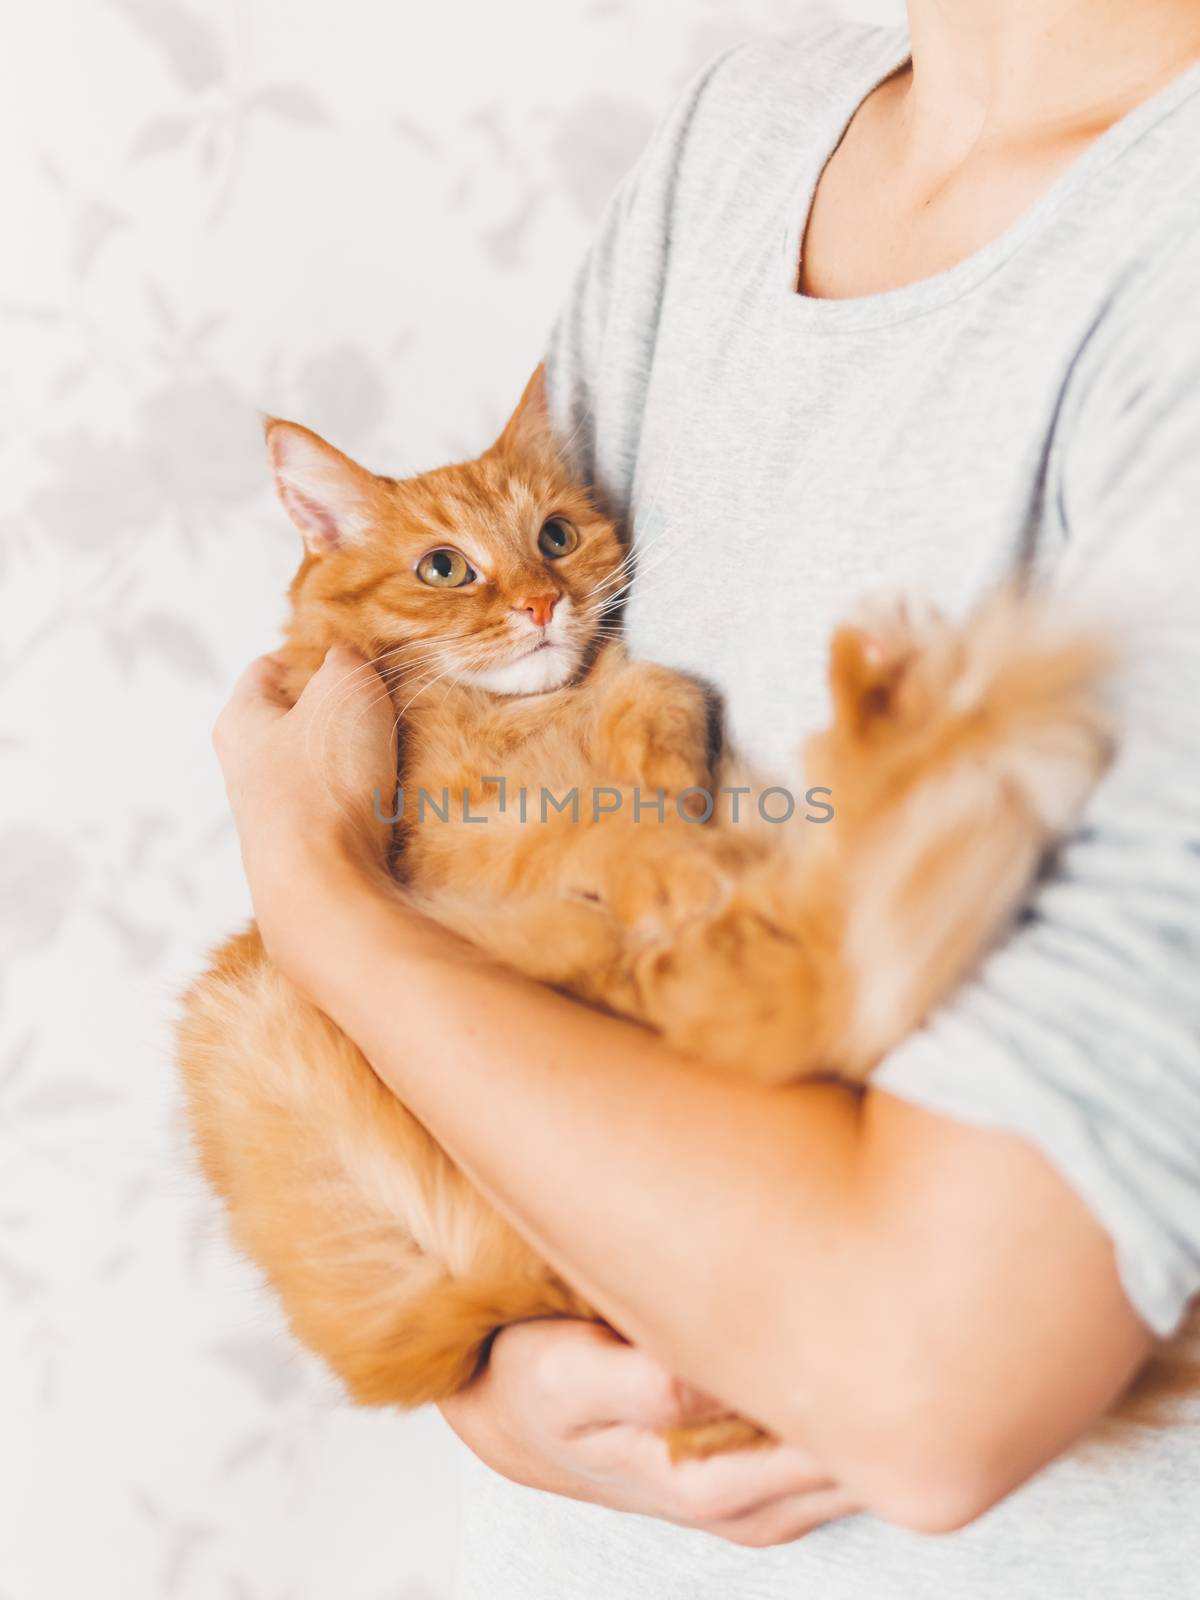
top-left (214, 0), bottom-right (1200, 1593)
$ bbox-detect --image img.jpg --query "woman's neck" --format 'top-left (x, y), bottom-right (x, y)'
top-left (798, 0), bottom-right (1200, 299)
top-left (904, 0), bottom-right (1200, 156)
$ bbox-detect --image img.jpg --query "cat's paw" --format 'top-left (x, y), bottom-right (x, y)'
top-left (846, 588), bottom-right (945, 651)
top-left (662, 1414), bottom-right (772, 1462)
top-left (827, 587), bottom-right (1114, 838)
top-left (599, 664), bottom-right (713, 800)
top-left (637, 751), bottom-right (715, 813)
top-left (830, 590), bottom-right (957, 733)
top-left (609, 841), bottom-right (731, 944)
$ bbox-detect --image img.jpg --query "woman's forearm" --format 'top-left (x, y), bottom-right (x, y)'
top-left (284, 864), bottom-right (1150, 1530)
top-left (308, 867), bottom-right (866, 1399)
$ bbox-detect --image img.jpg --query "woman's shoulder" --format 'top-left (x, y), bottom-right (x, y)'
top-left (639, 18), bottom-right (908, 228)
top-left (683, 17), bottom-right (909, 150)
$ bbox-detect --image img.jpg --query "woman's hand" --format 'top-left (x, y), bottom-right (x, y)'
top-left (212, 647), bottom-right (400, 974)
top-left (441, 1320), bottom-right (859, 1548)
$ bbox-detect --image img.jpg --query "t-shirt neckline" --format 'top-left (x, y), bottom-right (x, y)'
top-left (779, 31), bottom-right (1200, 334)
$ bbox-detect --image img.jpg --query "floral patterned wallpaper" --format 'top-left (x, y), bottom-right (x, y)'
top-left (0, 1), bottom-right (900, 1595)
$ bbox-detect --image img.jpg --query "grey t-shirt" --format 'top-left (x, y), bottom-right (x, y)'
top-left (457, 19), bottom-right (1200, 1598)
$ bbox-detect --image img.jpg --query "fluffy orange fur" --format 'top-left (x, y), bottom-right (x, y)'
top-left (178, 369), bottom-right (1193, 1456)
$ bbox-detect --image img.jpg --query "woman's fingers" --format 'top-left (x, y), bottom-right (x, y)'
top-left (217, 645), bottom-right (374, 741)
top-left (701, 1485), bottom-right (861, 1548)
top-left (297, 644), bottom-right (371, 706)
top-left (639, 1431), bottom-right (837, 1522)
top-left (522, 1320), bottom-right (727, 1432)
top-left (296, 645), bottom-right (399, 782)
top-left (213, 653), bottom-right (289, 750)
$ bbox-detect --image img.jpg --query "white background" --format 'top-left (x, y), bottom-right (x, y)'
top-left (0, 2), bottom-right (900, 1595)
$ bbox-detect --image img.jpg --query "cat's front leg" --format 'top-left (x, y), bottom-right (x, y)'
top-left (595, 659), bottom-right (715, 804)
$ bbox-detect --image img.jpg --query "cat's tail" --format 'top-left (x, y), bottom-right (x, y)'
top-left (814, 588), bottom-right (1118, 1078)
top-left (336, 1271), bottom-right (592, 1409)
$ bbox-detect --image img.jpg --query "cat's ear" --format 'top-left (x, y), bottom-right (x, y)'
top-left (494, 365), bottom-right (556, 463)
top-left (264, 419), bottom-right (380, 555)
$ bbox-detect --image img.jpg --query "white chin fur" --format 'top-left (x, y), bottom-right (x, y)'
top-left (457, 644), bottom-right (579, 696)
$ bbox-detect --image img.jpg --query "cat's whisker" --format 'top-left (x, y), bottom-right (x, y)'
top-left (629, 402), bottom-right (694, 550)
top-left (617, 514), bottom-right (692, 586)
top-left (580, 540), bottom-right (639, 591)
top-left (593, 519), bottom-right (692, 615)
top-left (300, 661), bottom-right (421, 755)
top-left (343, 637), bottom-right (495, 706)
top-left (547, 389), bottom-right (597, 469)
top-left (593, 573), bottom-right (638, 611)
top-left (300, 643), bottom-right (450, 727)
top-left (577, 512), bottom-right (692, 621)
top-left (389, 651), bottom-right (479, 724)
top-left (574, 548), bottom-right (638, 606)
top-left (578, 577), bottom-right (633, 618)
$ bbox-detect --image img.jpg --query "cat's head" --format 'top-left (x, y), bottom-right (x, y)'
top-left (267, 368), bottom-right (626, 696)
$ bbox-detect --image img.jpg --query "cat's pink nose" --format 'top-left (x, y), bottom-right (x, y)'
top-left (516, 593), bottom-right (558, 628)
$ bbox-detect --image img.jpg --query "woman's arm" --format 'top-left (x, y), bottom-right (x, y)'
top-left (288, 856), bottom-right (1150, 1530)
top-left (215, 650), bottom-right (1152, 1533)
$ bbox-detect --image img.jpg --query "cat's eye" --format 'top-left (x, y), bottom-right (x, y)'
top-left (416, 547), bottom-right (476, 588)
top-left (538, 518), bottom-right (579, 559)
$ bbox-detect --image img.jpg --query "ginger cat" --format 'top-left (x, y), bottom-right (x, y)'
top-left (179, 369), bottom-right (1135, 1456)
